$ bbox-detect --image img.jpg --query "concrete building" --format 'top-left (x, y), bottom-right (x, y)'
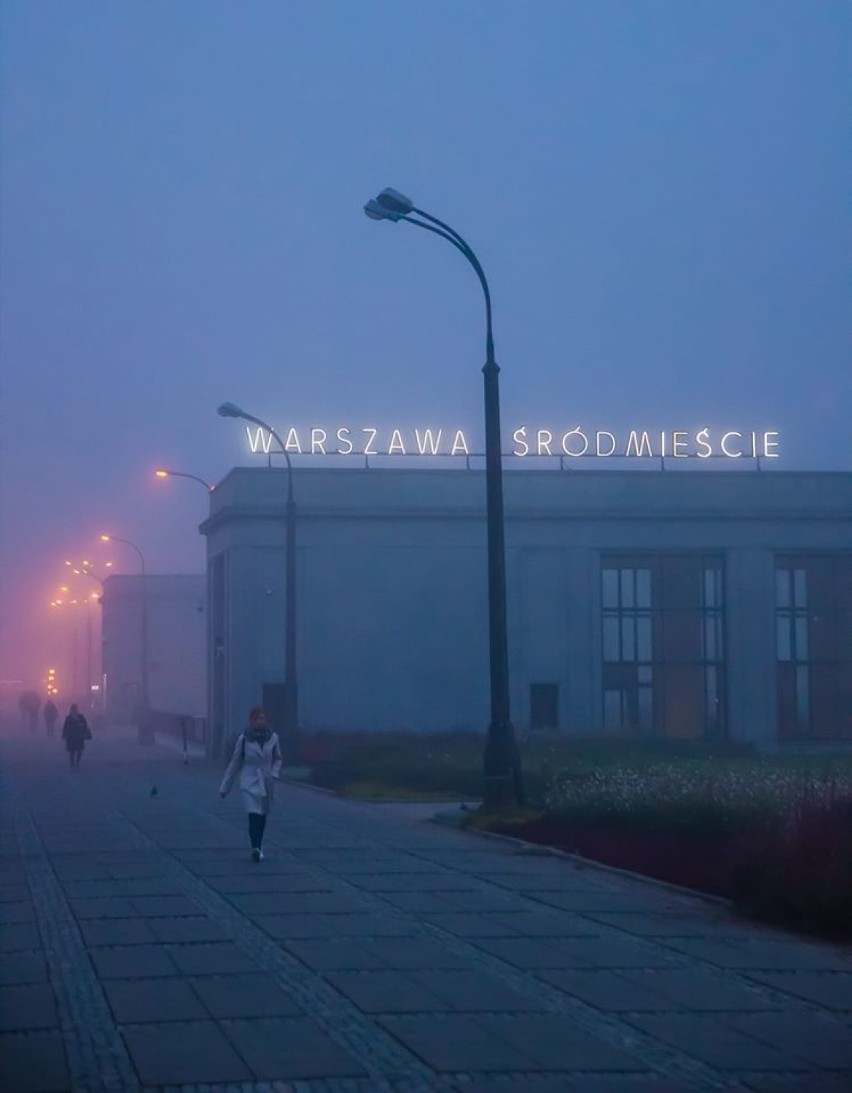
top-left (201, 467), bottom-right (852, 757)
top-left (101, 574), bottom-right (206, 723)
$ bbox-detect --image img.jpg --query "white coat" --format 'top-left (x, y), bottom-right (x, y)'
top-left (220, 731), bottom-right (283, 815)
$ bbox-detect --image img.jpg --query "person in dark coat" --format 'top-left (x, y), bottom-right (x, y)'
top-left (43, 699), bottom-right (59, 737)
top-left (62, 704), bottom-right (91, 769)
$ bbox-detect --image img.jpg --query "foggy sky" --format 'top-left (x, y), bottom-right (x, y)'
top-left (1, 0), bottom-right (850, 686)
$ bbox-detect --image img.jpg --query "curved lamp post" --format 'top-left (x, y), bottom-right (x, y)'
top-left (100, 534), bottom-right (152, 743)
top-left (154, 469), bottom-right (214, 492)
top-left (364, 187), bottom-right (523, 811)
top-left (217, 402), bottom-right (299, 748)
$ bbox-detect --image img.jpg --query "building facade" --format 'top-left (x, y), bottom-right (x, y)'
top-left (201, 467), bottom-right (852, 756)
top-left (101, 574), bottom-right (206, 722)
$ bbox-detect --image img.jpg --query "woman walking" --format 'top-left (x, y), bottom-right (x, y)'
top-left (219, 707), bottom-right (283, 862)
top-left (62, 703), bottom-right (91, 769)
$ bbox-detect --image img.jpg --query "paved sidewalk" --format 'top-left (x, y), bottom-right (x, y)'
top-left (1, 724), bottom-right (851, 1093)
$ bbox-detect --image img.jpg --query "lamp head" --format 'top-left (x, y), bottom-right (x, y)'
top-left (155, 469), bottom-right (169, 479)
top-left (217, 402), bottom-right (245, 419)
top-left (364, 187), bottom-right (413, 223)
top-left (99, 535), bottom-right (111, 542)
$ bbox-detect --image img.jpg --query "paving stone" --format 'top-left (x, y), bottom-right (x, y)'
top-left (360, 938), bottom-right (471, 970)
top-left (616, 968), bottom-right (773, 1011)
top-left (742, 971), bottom-right (852, 1010)
top-left (0, 984), bottom-right (59, 1031)
top-left (0, 884), bottom-right (30, 901)
top-left (68, 895), bottom-right (139, 919)
top-left (0, 1030), bottom-right (69, 1092)
top-left (420, 912), bottom-right (525, 938)
top-left (165, 941), bottom-right (263, 975)
top-left (117, 878), bottom-right (186, 897)
top-left (250, 892), bottom-right (369, 915)
top-left (660, 938), bottom-right (852, 972)
top-left (726, 1012), bottom-right (852, 1068)
top-left (121, 1021), bottom-right (253, 1084)
top-left (88, 943), bottom-right (179, 978)
top-left (206, 873), bottom-right (324, 895)
top-left (473, 936), bottom-right (674, 970)
top-left (626, 1013), bottom-right (808, 1070)
top-left (487, 911), bottom-right (604, 937)
top-left (526, 890), bottom-right (679, 913)
top-left (131, 894), bottom-right (201, 916)
top-left (147, 916), bottom-right (232, 943)
top-left (257, 913), bottom-right (417, 940)
top-left (475, 1013), bottom-right (647, 1070)
top-left (740, 1073), bottom-right (852, 1092)
top-left (282, 938), bottom-right (391, 970)
top-left (587, 911), bottom-right (753, 938)
top-left (0, 951), bottom-right (48, 985)
top-left (78, 917), bottom-right (157, 945)
top-left (0, 921), bottom-right (42, 952)
top-left (190, 972), bottom-right (304, 1018)
top-left (378, 1015), bottom-right (535, 1071)
top-left (324, 970), bottom-right (448, 1014)
top-left (411, 969), bottom-right (548, 1012)
top-left (0, 901), bottom-right (36, 923)
top-left (346, 873), bottom-right (484, 893)
top-left (63, 878), bottom-right (122, 898)
top-left (103, 977), bottom-right (208, 1022)
top-left (536, 968), bottom-right (678, 1011)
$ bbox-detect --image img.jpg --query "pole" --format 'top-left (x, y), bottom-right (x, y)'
top-left (86, 609), bottom-right (93, 710)
top-left (284, 482), bottom-right (298, 754)
top-left (139, 552), bottom-right (152, 743)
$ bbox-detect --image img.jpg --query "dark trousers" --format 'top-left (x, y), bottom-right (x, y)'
top-left (248, 812), bottom-right (267, 849)
top-left (68, 747), bottom-right (83, 769)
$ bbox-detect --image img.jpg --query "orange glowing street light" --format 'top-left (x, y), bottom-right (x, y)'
top-left (153, 468), bottom-right (213, 492)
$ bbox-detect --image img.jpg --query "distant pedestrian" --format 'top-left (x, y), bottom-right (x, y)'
top-left (219, 706), bottom-right (282, 862)
top-left (43, 699), bottom-right (58, 737)
top-left (62, 703), bottom-right (91, 769)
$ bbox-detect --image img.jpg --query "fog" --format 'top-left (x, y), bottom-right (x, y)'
top-left (1, 0), bottom-right (849, 697)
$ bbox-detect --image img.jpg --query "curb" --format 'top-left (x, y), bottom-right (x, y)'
top-left (454, 817), bottom-right (732, 909)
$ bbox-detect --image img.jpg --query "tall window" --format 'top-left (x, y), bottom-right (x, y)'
top-left (602, 555), bottom-right (726, 739)
top-left (776, 556), bottom-right (852, 740)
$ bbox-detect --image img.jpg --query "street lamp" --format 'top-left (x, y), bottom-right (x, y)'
top-left (154, 469), bottom-right (214, 492)
top-left (364, 187), bottom-right (523, 811)
top-left (100, 534), bottom-right (152, 744)
top-left (217, 402), bottom-right (299, 749)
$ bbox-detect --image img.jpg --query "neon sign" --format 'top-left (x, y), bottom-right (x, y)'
top-left (245, 425), bottom-right (780, 460)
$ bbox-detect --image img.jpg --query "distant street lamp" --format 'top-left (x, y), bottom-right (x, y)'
top-left (217, 402), bottom-right (299, 749)
top-left (154, 468), bottom-right (213, 492)
top-left (100, 534), bottom-right (152, 744)
top-left (364, 187), bottom-right (523, 811)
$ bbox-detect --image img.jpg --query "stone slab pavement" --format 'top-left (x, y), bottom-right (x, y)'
top-left (1, 722), bottom-right (851, 1093)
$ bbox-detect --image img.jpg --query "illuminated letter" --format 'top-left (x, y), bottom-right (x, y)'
top-left (362, 428), bottom-right (378, 455)
top-left (625, 430), bottom-right (652, 457)
top-left (336, 428), bottom-right (353, 455)
top-left (245, 426), bottom-right (273, 455)
top-left (311, 428), bottom-right (327, 455)
top-left (695, 428), bottom-right (712, 458)
top-left (721, 431), bottom-right (743, 458)
top-left (763, 431), bottom-right (780, 458)
top-left (451, 430), bottom-right (469, 455)
top-left (596, 431), bottom-right (616, 457)
top-left (672, 431), bottom-right (688, 457)
top-left (284, 428), bottom-right (302, 454)
top-left (660, 431), bottom-right (667, 458)
top-left (513, 427), bottom-right (529, 456)
top-left (561, 426), bottom-right (589, 457)
top-left (388, 429), bottom-right (406, 455)
top-left (537, 430), bottom-right (554, 455)
top-left (414, 428), bottom-right (442, 455)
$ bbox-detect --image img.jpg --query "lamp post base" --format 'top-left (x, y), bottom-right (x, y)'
top-left (483, 723), bottom-right (524, 812)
